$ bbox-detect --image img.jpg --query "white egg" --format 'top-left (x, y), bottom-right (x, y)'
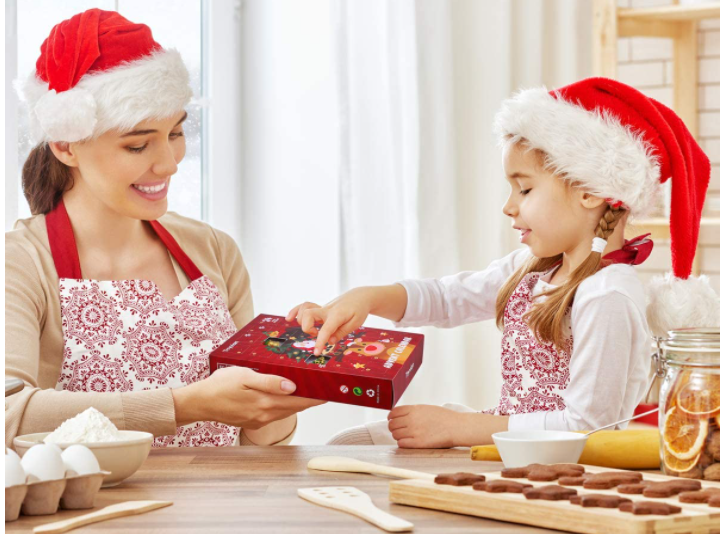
top-left (61, 445), bottom-right (100, 476)
top-left (21, 444), bottom-right (66, 482)
top-left (5, 448), bottom-right (21, 461)
top-left (5, 451), bottom-right (26, 487)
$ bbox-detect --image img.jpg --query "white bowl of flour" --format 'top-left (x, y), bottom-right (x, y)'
top-left (13, 408), bottom-right (153, 487)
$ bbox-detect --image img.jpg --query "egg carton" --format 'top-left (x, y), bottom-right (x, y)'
top-left (6, 470), bottom-right (112, 521)
top-left (5, 446), bottom-right (110, 522)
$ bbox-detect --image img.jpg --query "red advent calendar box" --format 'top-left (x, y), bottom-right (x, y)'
top-left (209, 314), bottom-right (424, 409)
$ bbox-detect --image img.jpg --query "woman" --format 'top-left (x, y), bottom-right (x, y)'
top-left (5, 8), bottom-right (322, 448)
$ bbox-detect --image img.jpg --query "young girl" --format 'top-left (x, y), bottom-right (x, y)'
top-left (287, 77), bottom-right (714, 448)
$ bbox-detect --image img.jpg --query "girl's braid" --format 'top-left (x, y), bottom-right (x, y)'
top-left (595, 205), bottom-right (625, 241)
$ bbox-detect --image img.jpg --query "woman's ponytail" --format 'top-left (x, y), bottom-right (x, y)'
top-left (21, 143), bottom-right (73, 215)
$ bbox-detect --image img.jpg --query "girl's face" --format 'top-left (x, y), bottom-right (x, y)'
top-left (63, 111), bottom-right (187, 221)
top-left (501, 142), bottom-right (603, 258)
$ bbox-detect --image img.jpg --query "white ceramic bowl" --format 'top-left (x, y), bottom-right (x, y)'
top-left (13, 431), bottom-right (153, 487)
top-left (492, 430), bottom-right (588, 468)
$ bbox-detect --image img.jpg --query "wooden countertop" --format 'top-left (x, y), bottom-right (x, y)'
top-left (8, 446), bottom-right (562, 533)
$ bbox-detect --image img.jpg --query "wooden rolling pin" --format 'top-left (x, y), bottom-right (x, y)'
top-left (472, 429), bottom-right (661, 469)
top-left (34, 501), bottom-right (173, 534)
top-left (308, 456), bottom-right (436, 480)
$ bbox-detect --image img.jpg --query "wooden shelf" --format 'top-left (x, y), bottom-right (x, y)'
top-left (629, 217), bottom-right (720, 240)
top-left (593, 0), bottom-right (720, 137)
top-left (618, 3), bottom-right (720, 22)
top-left (616, 3), bottom-right (720, 38)
top-left (592, 0), bottom-right (719, 275)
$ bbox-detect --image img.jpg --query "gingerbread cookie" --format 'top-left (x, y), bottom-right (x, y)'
top-left (500, 465), bottom-right (540, 479)
top-left (707, 431), bottom-right (720, 461)
top-left (678, 488), bottom-right (720, 507)
top-left (522, 485), bottom-right (577, 501)
top-left (473, 480), bottom-right (532, 493)
top-left (434, 472), bottom-right (486, 486)
top-left (703, 464), bottom-right (720, 481)
top-left (501, 463), bottom-right (585, 481)
top-left (618, 501), bottom-right (682, 516)
top-left (569, 493), bottom-right (631, 508)
top-left (643, 479), bottom-right (701, 498)
top-left (558, 474), bottom-right (590, 486)
top-left (678, 467), bottom-right (703, 480)
top-left (582, 472), bottom-right (643, 490)
top-left (617, 482), bottom-right (649, 495)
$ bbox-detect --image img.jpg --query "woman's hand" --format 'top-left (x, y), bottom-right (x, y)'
top-left (286, 285), bottom-right (408, 355)
top-left (172, 367), bottom-right (324, 429)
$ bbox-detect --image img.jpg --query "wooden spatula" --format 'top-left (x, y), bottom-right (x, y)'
top-left (33, 500), bottom-right (172, 534)
top-left (298, 486), bottom-right (413, 532)
top-left (308, 456), bottom-right (435, 481)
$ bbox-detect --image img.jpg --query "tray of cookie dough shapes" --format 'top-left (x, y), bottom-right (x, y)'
top-left (389, 464), bottom-right (720, 534)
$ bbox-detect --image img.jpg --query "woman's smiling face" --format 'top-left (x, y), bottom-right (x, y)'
top-left (501, 141), bottom-right (601, 259)
top-left (58, 110), bottom-right (187, 221)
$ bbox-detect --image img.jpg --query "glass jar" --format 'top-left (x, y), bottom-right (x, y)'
top-left (657, 328), bottom-right (720, 480)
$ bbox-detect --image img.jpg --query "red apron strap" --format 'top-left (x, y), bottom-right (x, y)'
top-left (149, 220), bottom-right (204, 281)
top-left (45, 200), bottom-right (83, 279)
top-left (46, 200), bottom-right (204, 282)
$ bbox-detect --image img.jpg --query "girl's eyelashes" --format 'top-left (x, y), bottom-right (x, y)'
top-left (126, 143), bottom-right (148, 154)
top-left (520, 188), bottom-right (532, 196)
top-left (125, 131), bottom-right (184, 154)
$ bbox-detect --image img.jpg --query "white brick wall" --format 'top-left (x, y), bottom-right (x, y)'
top-left (617, 0), bottom-right (720, 290)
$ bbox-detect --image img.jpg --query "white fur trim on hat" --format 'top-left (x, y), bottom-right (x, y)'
top-left (17, 48), bottom-right (192, 143)
top-left (646, 273), bottom-right (720, 337)
top-left (494, 88), bottom-right (662, 219)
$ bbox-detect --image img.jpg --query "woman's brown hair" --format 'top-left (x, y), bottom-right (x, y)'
top-left (21, 143), bottom-right (74, 215)
top-left (495, 141), bottom-right (627, 349)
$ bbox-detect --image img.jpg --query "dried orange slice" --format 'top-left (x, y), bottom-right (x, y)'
top-left (677, 379), bottom-right (720, 418)
top-left (665, 371), bottom-right (692, 410)
top-left (663, 445), bottom-right (700, 473)
top-left (663, 406), bottom-right (709, 460)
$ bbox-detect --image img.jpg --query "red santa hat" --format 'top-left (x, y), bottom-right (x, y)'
top-left (17, 8), bottom-right (192, 143)
top-left (494, 77), bottom-right (719, 335)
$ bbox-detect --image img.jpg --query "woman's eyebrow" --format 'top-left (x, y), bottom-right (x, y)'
top-left (510, 172), bottom-right (533, 178)
top-left (120, 111), bottom-right (189, 138)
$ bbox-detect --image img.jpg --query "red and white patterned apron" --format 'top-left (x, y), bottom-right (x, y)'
top-left (484, 234), bottom-right (654, 417)
top-left (47, 200), bottom-right (239, 447)
top-left (486, 269), bottom-right (573, 416)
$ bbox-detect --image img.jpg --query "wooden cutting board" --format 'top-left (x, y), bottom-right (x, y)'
top-left (388, 465), bottom-right (720, 534)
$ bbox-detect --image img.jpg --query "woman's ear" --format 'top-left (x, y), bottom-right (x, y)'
top-left (48, 142), bottom-right (80, 168)
top-left (580, 192), bottom-right (606, 210)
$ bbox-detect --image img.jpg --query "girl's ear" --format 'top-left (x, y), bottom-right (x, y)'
top-left (580, 192), bottom-right (606, 210)
top-left (48, 142), bottom-right (80, 168)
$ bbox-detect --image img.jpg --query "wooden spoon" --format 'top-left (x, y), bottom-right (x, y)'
top-left (308, 456), bottom-right (435, 481)
top-left (33, 500), bottom-right (172, 534)
top-left (299, 486), bottom-right (413, 532)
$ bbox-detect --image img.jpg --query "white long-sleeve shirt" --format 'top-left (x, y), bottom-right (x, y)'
top-left (395, 247), bottom-right (652, 432)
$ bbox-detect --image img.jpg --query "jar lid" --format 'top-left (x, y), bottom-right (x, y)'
top-left (662, 328), bottom-right (720, 360)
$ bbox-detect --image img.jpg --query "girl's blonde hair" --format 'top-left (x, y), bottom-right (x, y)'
top-left (495, 141), bottom-right (627, 348)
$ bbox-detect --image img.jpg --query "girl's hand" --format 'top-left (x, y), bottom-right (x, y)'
top-left (387, 405), bottom-right (462, 448)
top-left (172, 367), bottom-right (325, 429)
top-left (286, 288), bottom-right (374, 355)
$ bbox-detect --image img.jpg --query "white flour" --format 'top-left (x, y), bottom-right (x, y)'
top-left (44, 407), bottom-right (121, 443)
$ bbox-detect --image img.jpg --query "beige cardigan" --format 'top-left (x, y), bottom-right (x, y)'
top-left (5, 210), bottom-right (293, 447)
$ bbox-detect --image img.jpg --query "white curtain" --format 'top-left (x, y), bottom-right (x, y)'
top-left (241, 0), bottom-right (593, 444)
